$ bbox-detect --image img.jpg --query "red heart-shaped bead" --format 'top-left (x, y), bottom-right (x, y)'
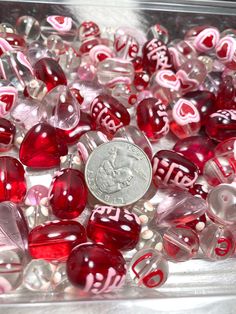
top-left (180, 102), bottom-right (195, 116)
top-left (202, 34), bottom-right (214, 48)
top-left (163, 74), bottom-right (176, 82)
top-left (217, 42), bottom-right (228, 59)
top-left (19, 123), bottom-right (67, 169)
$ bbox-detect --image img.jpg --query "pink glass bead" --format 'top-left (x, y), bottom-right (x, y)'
top-left (25, 185), bottom-right (49, 206)
top-left (0, 32), bottom-right (26, 53)
top-left (34, 57), bottom-right (67, 92)
top-left (150, 69), bottom-right (180, 106)
top-left (136, 97), bottom-right (169, 141)
top-left (200, 224), bottom-right (235, 260)
top-left (186, 214), bottom-right (207, 232)
top-left (129, 248), bottom-right (168, 288)
top-left (0, 156), bottom-right (26, 203)
top-left (28, 220), bottom-right (87, 262)
top-left (66, 243), bottom-right (126, 294)
top-left (216, 34), bottom-right (236, 70)
top-left (0, 81), bottom-right (18, 117)
top-left (87, 206), bottom-right (141, 251)
top-left (49, 168), bottom-right (87, 219)
top-left (215, 76), bottom-right (236, 110)
top-left (0, 201), bottom-right (28, 254)
top-left (0, 51), bottom-right (34, 91)
top-left (184, 90), bottom-right (216, 125)
top-left (147, 24), bottom-right (169, 44)
top-left (170, 98), bottom-right (201, 138)
top-left (207, 183), bottom-right (236, 226)
top-left (77, 130), bottom-right (109, 163)
top-left (163, 225), bottom-right (199, 262)
top-left (77, 61), bottom-right (96, 81)
top-left (0, 118), bottom-right (15, 152)
top-left (206, 110), bottom-right (236, 142)
top-left (203, 156), bottom-right (236, 186)
top-left (114, 34), bottom-right (139, 60)
top-left (40, 85), bottom-right (80, 130)
top-left (154, 188), bottom-right (207, 228)
top-left (185, 26), bottom-right (220, 53)
top-left (177, 59), bottom-right (207, 95)
top-left (90, 94), bottom-right (130, 135)
top-left (79, 38), bottom-right (102, 56)
top-left (19, 123), bottom-right (68, 169)
top-left (168, 39), bottom-right (197, 70)
top-left (189, 183), bottom-right (208, 200)
top-left (152, 150), bottom-right (199, 189)
top-left (78, 21), bottom-right (100, 42)
top-left (113, 125), bottom-right (153, 160)
top-left (97, 58), bottom-right (134, 88)
top-left (173, 135), bottom-right (215, 173)
top-left (10, 97), bottom-right (42, 130)
top-left (142, 39), bottom-right (172, 73)
top-left (58, 112), bottom-right (95, 146)
top-left (41, 16), bottom-right (78, 42)
top-left (89, 45), bottom-right (114, 65)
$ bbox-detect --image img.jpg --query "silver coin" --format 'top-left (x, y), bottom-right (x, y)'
top-left (85, 140), bottom-right (152, 206)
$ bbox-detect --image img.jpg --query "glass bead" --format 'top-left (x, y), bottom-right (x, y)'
top-left (28, 220), bottom-right (87, 262)
top-left (26, 79), bottom-right (47, 101)
top-left (142, 39), bottom-right (172, 74)
top-left (173, 135), bottom-right (215, 173)
top-left (114, 125), bottom-right (153, 160)
top-left (0, 117), bottom-right (15, 152)
top-left (185, 25), bottom-right (220, 53)
top-left (215, 76), bottom-right (236, 110)
top-left (163, 225), bottom-right (199, 262)
top-left (34, 57), bottom-right (67, 92)
top-left (206, 110), bottom-right (236, 142)
top-left (154, 188), bottom-right (207, 228)
top-left (129, 248), bottom-right (168, 288)
top-left (78, 21), bottom-right (100, 42)
top-left (24, 204), bottom-right (51, 229)
top-left (203, 156), bottom-right (236, 186)
top-left (152, 150), bottom-right (199, 189)
top-left (170, 98), bottom-right (201, 139)
top-left (40, 85), bottom-right (80, 130)
top-left (168, 39), bottom-right (197, 70)
top-left (131, 200), bottom-right (155, 226)
top-left (184, 90), bottom-right (216, 125)
top-left (216, 34), bottom-right (236, 70)
top-left (49, 168), bottom-right (87, 219)
top-left (97, 58), bottom-right (134, 88)
top-left (59, 153), bottom-right (83, 171)
top-left (0, 51), bottom-right (34, 91)
top-left (0, 23), bottom-right (15, 34)
top-left (19, 123), bottom-right (68, 169)
top-left (177, 59), bottom-right (207, 95)
top-left (77, 130), bottom-right (109, 163)
top-left (150, 69), bottom-right (181, 106)
top-left (25, 185), bottom-right (49, 206)
top-left (16, 16), bottom-right (40, 41)
top-left (0, 251), bottom-right (23, 294)
top-left (66, 243), bottom-right (126, 294)
top-left (0, 80), bottom-right (18, 117)
top-left (114, 34), bottom-right (139, 60)
top-left (111, 83), bottom-right (137, 108)
top-left (41, 16), bottom-right (78, 42)
top-left (200, 224), bottom-right (235, 260)
top-left (89, 44), bottom-right (114, 65)
top-left (87, 205), bottom-right (141, 251)
top-left (207, 183), bottom-right (236, 226)
top-left (23, 259), bottom-right (53, 291)
top-left (59, 46), bottom-right (80, 73)
top-left (0, 157), bottom-right (27, 203)
top-left (90, 94), bottom-right (130, 135)
top-left (46, 34), bottom-right (65, 56)
top-left (136, 229), bottom-right (163, 252)
top-left (136, 97), bottom-right (169, 141)
top-left (10, 97), bottom-right (42, 130)
top-left (147, 24), bottom-right (169, 44)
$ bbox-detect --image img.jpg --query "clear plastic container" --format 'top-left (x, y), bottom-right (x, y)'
top-left (1, 0), bottom-right (236, 312)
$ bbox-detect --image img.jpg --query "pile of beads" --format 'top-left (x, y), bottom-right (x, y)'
top-left (0, 15), bottom-right (236, 295)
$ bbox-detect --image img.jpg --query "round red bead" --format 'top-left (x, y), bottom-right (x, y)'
top-left (66, 243), bottom-right (126, 294)
top-left (49, 168), bottom-right (87, 219)
top-left (28, 220), bottom-right (86, 261)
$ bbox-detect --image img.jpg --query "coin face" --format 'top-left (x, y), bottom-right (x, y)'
top-left (85, 141), bottom-right (152, 206)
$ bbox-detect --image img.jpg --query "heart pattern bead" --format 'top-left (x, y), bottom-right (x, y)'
top-left (172, 98), bottom-right (200, 126)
